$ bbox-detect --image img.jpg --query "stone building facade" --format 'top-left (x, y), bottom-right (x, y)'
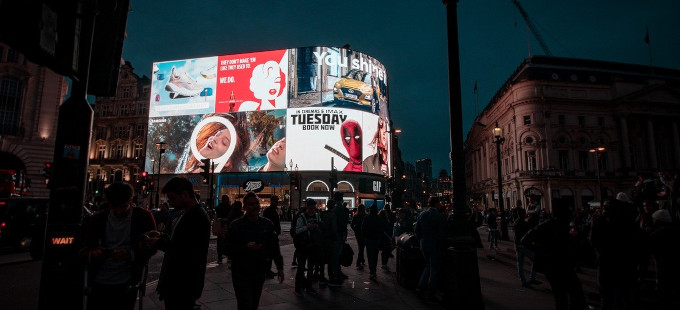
top-left (86, 62), bottom-right (150, 201)
top-left (465, 56), bottom-right (680, 212)
top-left (0, 42), bottom-right (67, 198)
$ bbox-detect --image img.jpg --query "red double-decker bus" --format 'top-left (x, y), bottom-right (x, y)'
top-left (0, 169), bottom-right (28, 198)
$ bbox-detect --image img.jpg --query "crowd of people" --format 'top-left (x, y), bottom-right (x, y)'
top-left (503, 171), bottom-right (680, 310)
top-left (77, 170), bottom-right (679, 310)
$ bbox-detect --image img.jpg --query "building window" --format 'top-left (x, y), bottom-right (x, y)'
top-left (597, 116), bottom-right (604, 127)
top-left (578, 115), bottom-right (585, 126)
top-left (578, 151), bottom-right (589, 170)
top-left (122, 88), bottom-right (130, 98)
top-left (121, 104), bottom-right (129, 115)
top-left (96, 127), bottom-right (107, 140)
top-left (558, 115), bottom-right (565, 125)
top-left (135, 124), bottom-right (145, 137)
top-left (134, 143), bottom-right (144, 158)
top-left (138, 102), bottom-right (147, 115)
top-left (558, 136), bottom-right (567, 144)
top-left (6, 49), bottom-right (19, 63)
top-left (0, 76), bottom-right (24, 135)
top-left (525, 151), bottom-right (537, 171)
top-left (524, 115), bottom-right (531, 125)
top-left (116, 126), bottom-right (129, 139)
top-left (142, 86), bottom-right (150, 98)
top-left (98, 145), bottom-right (106, 159)
top-left (600, 153), bottom-right (608, 171)
top-left (558, 150), bottom-right (569, 170)
top-left (114, 145), bottom-right (123, 159)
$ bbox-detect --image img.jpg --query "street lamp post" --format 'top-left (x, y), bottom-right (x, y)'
top-left (493, 122), bottom-right (509, 241)
top-left (155, 141), bottom-right (166, 209)
top-left (589, 146), bottom-right (606, 207)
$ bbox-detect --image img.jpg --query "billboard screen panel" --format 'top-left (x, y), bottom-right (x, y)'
top-left (146, 46), bottom-right (390, 177)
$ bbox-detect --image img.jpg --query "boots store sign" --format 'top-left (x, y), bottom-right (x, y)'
top-left (242, 179), bottom-right (264, 192)
top-left (145, 46), bottom-right (393, 178)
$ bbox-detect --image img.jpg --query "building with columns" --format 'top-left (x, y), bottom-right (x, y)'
top-left (87, 62), bottom-right (150, 202)
top-left (0, 42), bottom-right (68, 198)
top-left (465, 56), bottom-right (680, 212)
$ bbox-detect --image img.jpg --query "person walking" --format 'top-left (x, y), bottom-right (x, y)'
top-left (293, 199), bottom-right (322, 296)
top-left (513, 208), bottom-right (541, 288)
top-left (351, 204), bottom-right (367, 270)
top-left (486, 208), bottom-right (499, 250)
top-left (214, 194), bottom-right (231, 264)
top-left (319, 200), bottom-right (339, 286)
top-left (263, 195), bottom-right (282, 278)
top-left (332, 192), bottom-right (350, 281)
top-left (414, 196), bottom-right (446, 304)
top-left (226, 192), bottom-right (284, 310)
top-left (521, 201), bottom-right (586, 310)
top-left (378, 206), bottom-right (394, 272)
top-left (80, 182), bottom-right (158, 310)
top-left (591, 197), bottom-right (639, 309)
top-left (154, 177), bottom-right (211, 310)
top-left (362, 204), bottom-right (383, 281)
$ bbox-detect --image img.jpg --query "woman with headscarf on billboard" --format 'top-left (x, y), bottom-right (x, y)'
top-left (363, 117), bottom-right (389, 175)
top-left (182, 113), bottom-right (251, 173)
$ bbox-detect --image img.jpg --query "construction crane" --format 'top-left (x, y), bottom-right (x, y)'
top-left (511, 0), bottom-right (553, 56)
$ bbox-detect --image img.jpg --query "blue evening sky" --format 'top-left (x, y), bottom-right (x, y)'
top-left (121, 0), bottom-right (680, 174)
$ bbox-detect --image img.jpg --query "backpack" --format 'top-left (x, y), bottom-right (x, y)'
top-left (290, 210), bottom-right (302, 238)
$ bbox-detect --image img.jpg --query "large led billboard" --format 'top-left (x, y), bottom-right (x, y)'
top-left (146, 46), bottom-right (391, 177)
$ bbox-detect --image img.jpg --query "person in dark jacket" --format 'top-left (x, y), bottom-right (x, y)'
top-left (523, 201), bottom-right (585, 310)
top-left (351, 204), bottom-right (367, 269)
top-left (591, 198), bottom-right (639, 310)
top-left (263, 195), bottom-right (282, 277)
top-left (318, 200), bottom-right (339, 285)
top-left (214, 195), bottom-right (231, 264)
top-left (414, 196), bottom-right (446, 304)
top-left (378, 206), bottom-right (394, 272)
top-left (227, 192), bottom-right (284, 310)
top-left (154, 177), bottom-right (211, 310)
top-left (362, 204), bottom-right (383, 281)
top-left (293, 199), bottom-right (322, 296)
top-left (513, 208), bottom-right (540, 287)
top-left (80, 182), bottom-right (157, 310)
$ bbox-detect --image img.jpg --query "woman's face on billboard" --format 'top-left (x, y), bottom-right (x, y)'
top-left (266, 137), bottom-right (286, 167)
top-left (199, 128), bottom-right (231, 159)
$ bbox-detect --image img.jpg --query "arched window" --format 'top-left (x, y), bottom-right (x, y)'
top-left (0, 76), bottom-right (24, 135)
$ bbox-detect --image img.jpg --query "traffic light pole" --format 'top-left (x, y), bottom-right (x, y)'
top-left (38, 5), bottom-right (95, 309)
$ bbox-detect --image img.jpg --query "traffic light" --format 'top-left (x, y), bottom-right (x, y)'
top-left (42, 162), bottom-right (53, 186)
top-left (329, 167), bottom-right (338, 191)
top-left (200, 159), bottom-right (211, 183)
top-left (291, 173), bottom-right (299, 190)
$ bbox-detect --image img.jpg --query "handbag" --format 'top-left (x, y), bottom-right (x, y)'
top-left (211, 218), bottom-right (227, 237)
top-left (340, 243), bottom-right (354, 267)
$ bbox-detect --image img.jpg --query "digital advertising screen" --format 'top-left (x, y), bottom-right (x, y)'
top-left (146, 46), bottom-right (391, 177)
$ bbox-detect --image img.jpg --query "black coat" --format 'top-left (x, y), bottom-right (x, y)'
top-left (81, 207), bottom-right (157, 285)
top-left (156, 205), bottom-right (211, 301)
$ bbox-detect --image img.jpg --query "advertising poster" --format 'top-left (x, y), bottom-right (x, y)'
top-left (145, 46), bottom-right (390, 177)
top-left (149, 56), bottom-right (218, 117)
top-left (215, 49), bottom-right (289, 113)
top-left (146, 110), bottom-right (286, 175)
top-left (289, 47), bottom-right (389, 120)
top-left (285, 107), bottom-right (390, 175)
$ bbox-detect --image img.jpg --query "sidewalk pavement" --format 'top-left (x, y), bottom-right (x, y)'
top-left (136, 226), bottom-right (601, 310)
